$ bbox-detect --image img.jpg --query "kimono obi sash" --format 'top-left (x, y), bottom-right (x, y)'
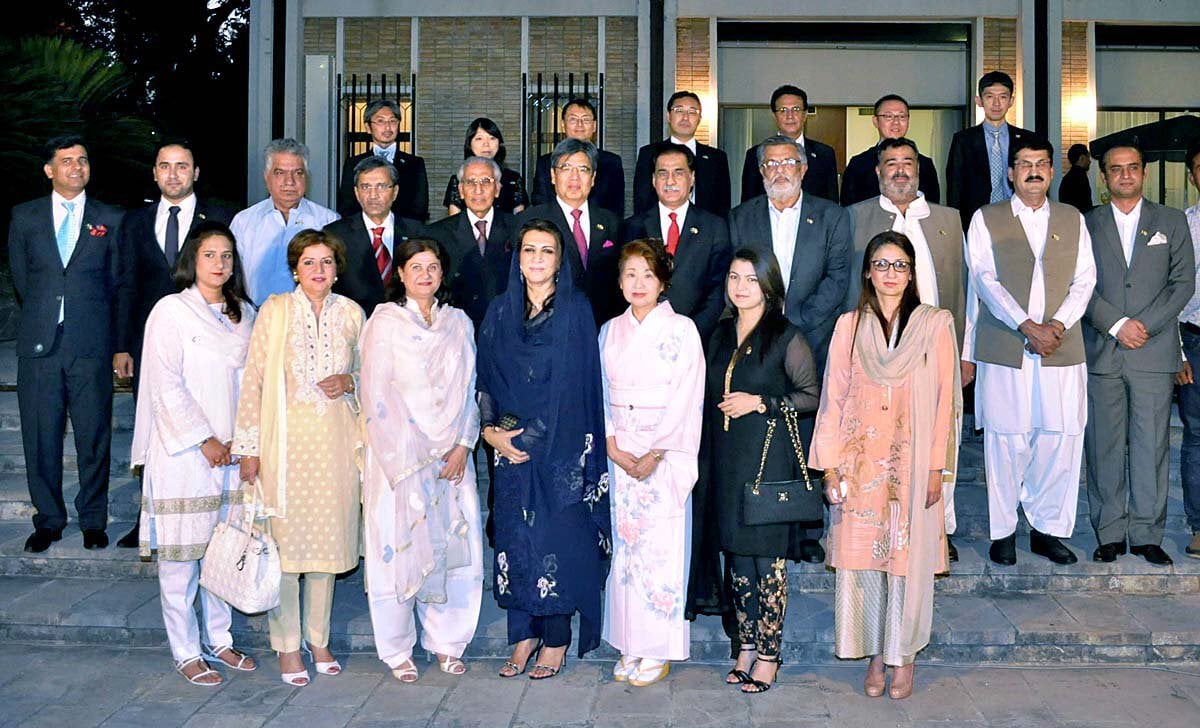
top-left (607, 383), bottom-right (670, 434)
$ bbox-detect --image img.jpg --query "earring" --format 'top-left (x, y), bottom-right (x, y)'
top-left (292, 272), bottom-right (299, 282)
top-left (334, 276), bottom-right (339, 283)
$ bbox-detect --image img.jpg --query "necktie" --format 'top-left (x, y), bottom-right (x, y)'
top-left (475, 219), bottom-right (488, 257)
top-left (371, 226), bottom-right (392, 284)
top-left (571, 208), bottom-right (588, 269)
top-left (666, 211), bottom-right (681, 256)
top-left (988, 128), bottom-right (1007, 203)
top-left (56, 201), bottom-right (76, 265)
top-left (375, 146), bottom-right (393, 163)
top-left (164, 205), bottom-right (181, 266)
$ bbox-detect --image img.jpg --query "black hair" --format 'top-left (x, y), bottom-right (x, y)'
top-left (1008, 136), bottom-right (1054, 168)
top-left (462, 117), bottom-right (507, 166)
top-left (1099, 144), bottom-right (1144, 174)
top-left (172, 220), bottom-right (253, 321)
top-left (516, 218), bottom-right (564, 318)
top-left (1067, 143), bottom-right (1090, 165)
top-left (386, 237), bottom-right (451, 306)
top-left (769, 85), bottom-right (808, 112)
top-left (1186, 139), bottom-right (1200, 174)
top-left (154, 137), bottom-right (195, 159)
top-left (651, 142), bottom-right (695, 172)
top-left (561, 97), bottom-right (597, 120)
top-left (726, 247), bottom-right (789, 363)
top-left (978, 70), bottom-right (1015, 96)
top-left (42, 134), bottom-right (87, 164)
top-left (853, 231), bottom-right (921, 346)
top-left (667, 90), bottom-right (701, 109)
top-left (873, 94), bottom-right (909, 114)
top-left (876, 136), bottom-right (921, 163)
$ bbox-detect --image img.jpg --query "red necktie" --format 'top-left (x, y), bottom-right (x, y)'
top-left (571, 208), bottom-right (588, 269)
top-left (371, 226), bottom-right (392, 284)
top-left (475, 219), bottom-right (488, 257)
top-left (666, 211), bottom-right (680, 256)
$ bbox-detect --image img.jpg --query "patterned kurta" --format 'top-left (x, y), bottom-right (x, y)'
top-left (233, 288), bottom-right (364, 574)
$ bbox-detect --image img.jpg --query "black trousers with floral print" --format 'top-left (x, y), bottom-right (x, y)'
top-left (729, 554), bottom-right (788, 659)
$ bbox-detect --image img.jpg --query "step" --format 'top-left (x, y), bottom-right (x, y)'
top-left (0, 391), bottom-right (135, 432)
top-left (0, 429), bottom-right (135, 475)
top-left (0, 475), bottom-right (141, 522)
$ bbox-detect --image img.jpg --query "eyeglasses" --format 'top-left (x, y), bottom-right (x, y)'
top-left (564, 115), bottom-right (595, 126)
top-left (462, 177), bottom-right (496, 188)
top-left (556, 163), bottom-right (593, 176)
top-left (774, 105), bottom-right (806, 116)
top-left (760, 158), bottom-right (803, 170)
top-left (356, 182), bottom-right (395, 194)
top-left (1014, 159), bottom-right (1053, 171)
top-left (875, 113), bottom-right (910, 122)
top-left (669, 106), bottom-right (701, 117)
top-left (870, 259), bottom-right (912, 272)
top-left (368, 117), bottom-right (400, 127)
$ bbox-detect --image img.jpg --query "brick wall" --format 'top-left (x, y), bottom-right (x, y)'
top-left (604, 16), bottom-right (638, 212)
top-left (982, 18), bottom-right (1019, 126)
top-left (675, 18), bottom-right (712, 146)
top-left (1061, 21), bottom-right (1090, 172)
top-left (342, 18), bottom-right (412, 79)
top-left (303, 17), bottom-right (336, 55)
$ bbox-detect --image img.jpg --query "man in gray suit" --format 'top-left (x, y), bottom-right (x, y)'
top-left (729, 133), bottom-right (852, 564)
top-left (1083, 145), bottom-right (1195, 566)
top-left (846, 136), bottom-right (968, 561)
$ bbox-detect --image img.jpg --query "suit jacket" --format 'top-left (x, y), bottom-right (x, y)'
top-left (945, 122), bottom-right (1033, 230)
top-left (621, 205), bottom-right (732, 339)
top-left (728, 194), bottom-right (852, 369)
top-left (840, 146), bottom-right (941, 207)
top-left (1059, 166), bottom-right (1093, 214)
top-left (324, 214), bottom-right (426, 317)
top-left (8, 195), bottom-right (131, 359)
top-left (427, 209), bottom-right (516, 332)
top-left (632, 140), bottom-right (731, 218)
top-left (337, 150), bottom-right (429, 222)
top-left (531, 149), bottom-right (626, 218)
top-left (516, 202), bottom-right (624, 326)
top-left (120, 199), bottom-right (234, 360)
top-left (846, 197), bottom-right (966, 347)
top-left (740, 136), bottom-right (838, 203)
top-left (1083, 200), bottom-right (1195, 374)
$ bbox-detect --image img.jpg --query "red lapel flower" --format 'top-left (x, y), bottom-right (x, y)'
top-left (87, 224), bottom-right (107, 237)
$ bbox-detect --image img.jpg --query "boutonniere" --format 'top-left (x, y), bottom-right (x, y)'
top-left (602, 239), bottom-right (615, 249)
top-left (805, 218), bottom-right (814, 225)
top-left (596, 223), bottom-right (606, 231)
top-left (1051, 233), bottom-right (1060, 241)
top-left (689, 227), bottom-right (699, 235)
top-left (86, 223), bottom-right (107, 237)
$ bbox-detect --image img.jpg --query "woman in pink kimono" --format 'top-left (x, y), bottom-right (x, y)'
top-left (600, 240), bottom-right (705, 687)
top-left (811, 231), bottom-right (961, 700)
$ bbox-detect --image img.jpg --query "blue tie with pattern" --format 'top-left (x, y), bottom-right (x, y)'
top-left (988, 128), bottom-right (1007, 203)
top-left (56, 200), bottom-right (76, 265)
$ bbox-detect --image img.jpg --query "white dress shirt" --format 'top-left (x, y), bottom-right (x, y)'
top-left (466, 206), bottom-right (496, 245)
top-left (154, 194), bottom-right (197, 252)
top-left (768, 193), bottom-right (803, 292)
top-left (51, 190), bottom-right (86, 323)
top-left (879, 193), bottom-right (938, 306)
top-left (362, 211), bottom-right (395, 258)
top-left (556, 197), bottom-right (590, 239)
top-left (658, 200), bottom-right (690, 243)
top-left (1106, 199), bottom-right (1144, 337)
top-left (230, 197), bottom-right (339, 304)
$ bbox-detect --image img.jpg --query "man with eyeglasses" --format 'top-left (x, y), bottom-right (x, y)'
top-left (840, 95), bottom-right (941, 207)
top-left (964, 137), bottom-right (1096, 566)
top-left (530, 97), bottom-right (626, 217)
top-left (1082, 145), bottom-right (1194, 566)
top-left (631, 91), bottom-right (731, 217)
top-left (324, 156), bottom-right (425, 316)
top-left (232, 138), bottom-right (339, 304)
top-left (947, 71), bottom-right (1033, 231)
top-left (518, 137), bottom-right (623, 325)
top-left (336, 99), bottom-right (429, 222)
top-left (729, 134), bottom-right (852, 565)
top-left (739, 85), bottom-right (838, 204)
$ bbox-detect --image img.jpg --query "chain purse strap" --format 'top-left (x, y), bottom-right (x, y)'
top-left (749, 402), bottom-right (814, 495)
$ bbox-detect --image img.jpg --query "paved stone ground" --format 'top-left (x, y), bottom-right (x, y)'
top-left (0, 643), bottom-right (1197, 728)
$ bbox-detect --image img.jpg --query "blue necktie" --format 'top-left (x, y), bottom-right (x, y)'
top-left (56, 201), bottom-right (76, 265)
top-left (988, 129), bottom-right (1007, 203)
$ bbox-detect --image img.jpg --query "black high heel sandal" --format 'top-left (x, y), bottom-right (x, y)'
top-left (741, 655), bottom-right (780, 694)
top-left (726, 646), bottom-right (757, 685)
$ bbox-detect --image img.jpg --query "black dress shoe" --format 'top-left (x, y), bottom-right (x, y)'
top-left (1029, 529), bottom-right (1077, 565)
top-left (1130, 543), bottom-right (1173, 566)
top-left (1092, 540), bottom-right (1127, 563)
top-left (23, 528), bottom-right (63, 553)
top-left (988, 533), bottom-right (1016, 565)
top-left (799, 539), bottom-right (825, 564)
top-left (116, 524), bottom-right (139, 549)
top-left (946, 536), bottom-right (959, 562)
top-left (82, 529), bottom-right (109, 550)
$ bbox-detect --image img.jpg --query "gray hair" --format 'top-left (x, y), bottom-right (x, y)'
top-left (458, 155), bottom-right (501, 182)
top-left (353, 156), bottom-right (398, 186)
top-left (363, 99), bottom-right (402, 125)
top-left (264, 138), bottom-right (310, 173)
top-left (755, 134), bottom-right (807, 168)
top-left (550, 138), bottom-right (599, 172)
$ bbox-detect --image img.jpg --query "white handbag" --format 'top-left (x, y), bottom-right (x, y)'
top-left (200, 479), bottom-right (281, 614)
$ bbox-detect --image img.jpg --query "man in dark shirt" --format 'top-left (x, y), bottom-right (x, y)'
top-left (1059, 143), bottom-right (1094, 214)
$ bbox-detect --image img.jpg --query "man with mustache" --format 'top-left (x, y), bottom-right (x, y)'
top-left (729, 133), bottom-right (852, 565)
top-left (965, 137), bottom-right (1096, 566)
top-left (1082, 145), bottom-right (1194, 566)
top-left (845, 136), bottom-right (966, 560)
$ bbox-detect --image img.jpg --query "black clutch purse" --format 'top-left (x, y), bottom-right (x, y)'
top-left (742, 404), bottom-right (822, 526)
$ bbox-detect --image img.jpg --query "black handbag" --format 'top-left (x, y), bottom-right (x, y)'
top-left (742, 404), bottom-right (822, 525)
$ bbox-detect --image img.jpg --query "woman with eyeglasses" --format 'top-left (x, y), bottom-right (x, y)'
top-left (811, 231), bottom-right (961, 700)
top-left (444, 117), bottom-right (528, 216)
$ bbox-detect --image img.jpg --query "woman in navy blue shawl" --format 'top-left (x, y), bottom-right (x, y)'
top-left (476, 218), bottom-right (611, 679)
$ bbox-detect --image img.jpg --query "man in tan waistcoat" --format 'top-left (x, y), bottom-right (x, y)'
top-left (963, 137), bottom-right (1096, 566)
top-left (846, 136), bottom-right (968, 561)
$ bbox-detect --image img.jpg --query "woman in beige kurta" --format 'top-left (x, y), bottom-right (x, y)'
top-left (811, 231), bottom-right (960, 700)
top-left (233, 229), bottom-right (364, 687)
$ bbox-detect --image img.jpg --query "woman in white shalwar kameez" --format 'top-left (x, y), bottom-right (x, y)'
top-left (601, 240), bottom-right (705, 687)
top-left (133, 223), bottom-right (258, 686)
top-left (360, 238), bottom-right (483, 684)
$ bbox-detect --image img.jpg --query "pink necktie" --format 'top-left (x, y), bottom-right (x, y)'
top-left (474, 219), bottom-right (488, 256)
top-left (571, 208), bottom-right (588, 269)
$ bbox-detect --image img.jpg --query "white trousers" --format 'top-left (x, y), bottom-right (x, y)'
top-left (157, 558), bottom-right (233, 663)
top-left (944, 480), bottom-right (958, 535)
top-left (984, 429), bottom-right (1083, 539)
top-left (368, 574), bottom-right (483, 669)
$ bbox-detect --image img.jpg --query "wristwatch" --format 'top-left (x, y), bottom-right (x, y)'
top-left (755, 397), bottom-right (767, 415)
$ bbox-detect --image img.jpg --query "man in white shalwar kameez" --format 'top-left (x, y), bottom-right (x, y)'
top-left (963, 137), bottom-right (1096, 566)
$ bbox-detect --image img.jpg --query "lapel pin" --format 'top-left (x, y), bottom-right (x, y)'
top-left (689, 227), bottom-right (699, 235)
top-left (701, 154), bottom-right (709, 160)
top-left (806, 218), bottom-right (814, 225)
top-left (1051, 233), bottom-right (1060, 241)
top-left (938, 229), bottom-right (947, 236)
top-left (596, 223), bottom-right (605, 231)
top-left (1140, 229), bottom-right (1148, 236)
top-left (197, 212), bottom-right (207, 220)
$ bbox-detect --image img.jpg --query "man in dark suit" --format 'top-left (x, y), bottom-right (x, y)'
top-left (336, 99), bottom-right (429, 222)
top-left (326, 156), bottom-right (424, 316)
top-left (518, 138), bottom-right (623, 326)
top-left (8, 135), bottom-right (133, 552)
top-left (428, 156), bottom-right (516, 332)
top-left (740, 85), bottom-right (838, 203)
top-left (841, 94), bottom-right (941, 206)
top-left (115, 139), bottom-right (234, 548)
top-left (1059, 143), bottom-right (1094, 214)
top-left (530, 97), bottom-right (626, 217)
top-left (632, 91), bottom-right (731, 218)
top-left (1083, 145), bottom-right (1195, 566)
top-left (729, 134), bottom-right (852, 564)
top-left (946, 71), bottom-right (1034, 230)
top-left (623, 142), bottom-right (731, 339)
